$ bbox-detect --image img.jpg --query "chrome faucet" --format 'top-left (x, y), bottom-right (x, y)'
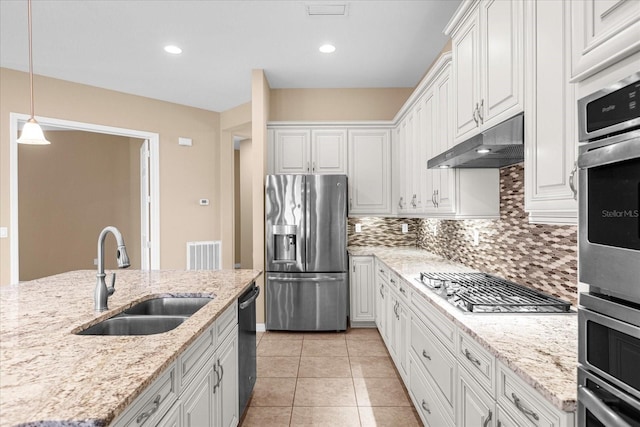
top-left (95, 226), bottom-right (130, 311)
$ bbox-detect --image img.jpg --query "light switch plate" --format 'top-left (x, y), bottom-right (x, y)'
top-left (355, 224), bottom-right (362, 233)
top-left (401, 223), bottom-right (408, 234)
top-left (178, 137), bottom-right (192, 146)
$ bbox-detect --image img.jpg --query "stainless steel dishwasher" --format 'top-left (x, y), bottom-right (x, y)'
top-left (238, 283), bottom-right (260, 417)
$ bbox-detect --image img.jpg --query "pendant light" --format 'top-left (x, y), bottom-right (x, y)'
top-left (17, 0), bottom-right (50, 145)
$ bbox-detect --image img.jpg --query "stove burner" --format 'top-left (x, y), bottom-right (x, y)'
top-left (417, 272), bottom-right (571, 313)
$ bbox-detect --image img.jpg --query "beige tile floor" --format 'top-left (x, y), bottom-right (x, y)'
top-left (240, 328), bottom-right (422, 427)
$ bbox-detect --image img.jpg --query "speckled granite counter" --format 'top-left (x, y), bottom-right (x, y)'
top-left (0, 269), bottom-right (262, 427)
top-left (349, 246), bottom-right (577, 413)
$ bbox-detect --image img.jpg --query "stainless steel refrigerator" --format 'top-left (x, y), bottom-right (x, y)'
top-left (265, 174), bottom-right (348, 331)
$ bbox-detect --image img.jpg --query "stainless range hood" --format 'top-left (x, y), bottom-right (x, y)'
top-left (427, 113), bottom-right (524, 169)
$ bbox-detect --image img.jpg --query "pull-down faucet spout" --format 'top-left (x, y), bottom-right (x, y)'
top-left (95, 226), bottom-right (130, 311)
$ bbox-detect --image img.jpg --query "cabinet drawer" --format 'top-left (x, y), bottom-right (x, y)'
top-left (376, 260), bottom-right (390, 283)
top-left (410, 313), bottom-right (457, 418)
top-left (409, 353), bottom-right (454, 427)
top-left (457, 330), bottom-right (496, 396)
top-left (410, 291), bottom-right (456, 351)
top-left (497, 362), bottom-right (572, 427)
top-left (113, 364), bottom-right (178, 427)
top-left (215, 301), bottom-right (238, 344)
top-left (395, 277), bottom-right (410, 304)
top-left (178, 323), bottom-right (215, 392)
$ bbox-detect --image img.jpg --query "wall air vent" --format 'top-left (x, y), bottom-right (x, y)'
top-left (306, 3), bottom-right (348, 16)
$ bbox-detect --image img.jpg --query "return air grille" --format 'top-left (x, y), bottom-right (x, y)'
top-left (186, 241), bottom-right (221, 270)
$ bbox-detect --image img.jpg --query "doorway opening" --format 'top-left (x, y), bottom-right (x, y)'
top-left (9, 113), bottom-right (160, 283)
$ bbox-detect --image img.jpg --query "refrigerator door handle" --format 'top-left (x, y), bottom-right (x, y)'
top-left (267, 276), bottom-right (341, 282)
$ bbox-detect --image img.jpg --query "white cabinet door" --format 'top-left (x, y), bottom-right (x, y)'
top-left (480, 0), bottom-right (523, 126)
top-left (273, 129), bottom-right (311, 174)
top-left (348, 129), bottom-right (391, 215)
top-left (450, 0), bottom-right (523, 142)
top-left (458, 367), bottom-right (495, 427)
top-left (524, 0), bottom-right (578, 225)
top-left (157, 403), bottom-right (181, 427)
top-left (396, 118), bottom-right (409, 214)
top-left (434, 68), bottom-right (456, 214)
top-left (397, 299), bottom-right (410, 382)
top-left (375, 280), bottom-right (388, 340)
top-left (570, 0), bottom-right (640, 81)
top-left (453, 8), bottom-right (482, 140)
top-left (310, 129), bottom-right (347, 174)
top-left (182, 365), bottom-right (215, 427)
top-left (350, 256), bottom-right (376, 326)
top-left (215, 328), bottom-right (239, 427)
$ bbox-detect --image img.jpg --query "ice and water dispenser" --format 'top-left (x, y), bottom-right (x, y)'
top-left (272, 225), bottom-right (297, 262)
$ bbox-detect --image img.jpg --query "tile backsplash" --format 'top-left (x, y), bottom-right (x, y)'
top-left (348, 164), bottom-right (578, 305)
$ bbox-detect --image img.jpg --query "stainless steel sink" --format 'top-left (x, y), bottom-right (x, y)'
top-left (123, 297), bottom-right (213, 316)
top-left (77, 315), bottom-right (187, 336)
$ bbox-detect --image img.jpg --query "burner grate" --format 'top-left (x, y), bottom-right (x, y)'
top-left (418, 272), bottom-right (571, 313)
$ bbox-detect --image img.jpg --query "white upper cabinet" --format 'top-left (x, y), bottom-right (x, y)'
top-left (524, 0), bottom-right (578, 225)
top-left (447, 0), bottom-right (524, 143)
top-left (271, 128), bottom-right (347, 174)
top-left (348, 129), bottom-right (392, 215)
top-left (310, 129), bottom-right (348, 174)
top-left (569, 0), bottom-right (640, 82)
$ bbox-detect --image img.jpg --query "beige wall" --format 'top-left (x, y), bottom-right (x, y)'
top-left (234, 149), bottom-right (241, 266)
top-left (269, 88), bottom-right (413, 121)
top-left (18, 131), bottom-right (141, 280)
top-left (1, 68), bottom-right (221, 285)
top-left (239, 139), bottom-right (253, 269)
top-left (252, 70), bottom-right (270, 324)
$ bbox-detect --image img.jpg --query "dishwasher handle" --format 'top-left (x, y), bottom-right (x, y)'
top-left (239, 286), bottom-right (260, 310)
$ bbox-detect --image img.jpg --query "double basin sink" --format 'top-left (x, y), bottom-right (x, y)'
top-left (77, 297), bottom-right (214, 336)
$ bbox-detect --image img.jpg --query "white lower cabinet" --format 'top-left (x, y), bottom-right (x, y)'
top-left (113, 303), bottom-right (240, 427)
top-left (458, 366), bottom-right (496, 427)
top-left (349, 255), bottom-right (376, 327)
top-left (409, 352), bottom-right (454, 427)
top-left (371, 259), bottom-right (577, 427)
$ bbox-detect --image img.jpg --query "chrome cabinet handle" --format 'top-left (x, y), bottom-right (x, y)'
top-left (136, 395), bottom-right (161, 424)
top-left (379, 285), bottom-right (384, 299)
top-left (379, 269), bottom-right (385, 274)
top-left (218, 358), bottom-right (224, 384)
top-left (213, 362), bottom-right (219, 393)
top-left (399, 287), bottom-right (406, 295)
top-left (422, 349), bottom-right (431, 360)
top-left (434, 190), bottom-right (439, 208)
top-left (478, 99), bottom-right (484, 124)
top-left (421, 399), bottom-right (431, 414)
top-left (511, 392), bottom-right (539, 421)
top-left (398, 196), bottom-right (404, 209)
top-left (569, 162), bottom-right (578, 200)
top-left (464, 349), bottom-right (481, 367)
top-left (473, 104), bottom-right (479, 125)
top-left (431, 191), bottom-right (436, 207)
top-left (411, 194), bottom-right (417, 208)
top-left (312, 161), bottom-right (316, 173)
top-left (306, 161), bottom-right (310, 173)
top-left (483, 410), bottom-right (492, 427)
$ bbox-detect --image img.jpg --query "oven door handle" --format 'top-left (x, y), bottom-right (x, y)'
top-left (578, 385), bottom-right (633, 427)
top-left (577, 135), bottom-right (640, 169)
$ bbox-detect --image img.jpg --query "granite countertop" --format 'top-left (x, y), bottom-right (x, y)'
top-left (0, 269), bottom-right (262, 427)
top-left (349, 246), bottom-right (577, 412)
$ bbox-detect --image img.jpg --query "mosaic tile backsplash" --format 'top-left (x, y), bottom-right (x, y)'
top-left (348, 164), bottom-right (578, 305)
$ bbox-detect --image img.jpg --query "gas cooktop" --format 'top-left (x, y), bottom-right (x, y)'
top-left (417, 272), bottom-right (571, 313)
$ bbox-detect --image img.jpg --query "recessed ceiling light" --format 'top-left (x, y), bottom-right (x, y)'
top-left (439, 165), bottom-right (450, 169)
top-left (319, 44), bottom-right (336, 53)
top-left (164, 45), bottom-right (182, 55)
top-left (476, 148), bottom-right (491, 154)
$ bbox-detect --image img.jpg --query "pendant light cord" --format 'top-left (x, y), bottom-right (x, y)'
top-left (27, 0), bottom-right (35, 119)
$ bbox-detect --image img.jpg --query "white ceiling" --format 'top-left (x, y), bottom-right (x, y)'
top-left (0, 0), bottom-right (462, 112)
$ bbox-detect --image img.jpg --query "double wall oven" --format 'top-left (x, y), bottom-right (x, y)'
top-left (577, 72), bottom-right (640, 427)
